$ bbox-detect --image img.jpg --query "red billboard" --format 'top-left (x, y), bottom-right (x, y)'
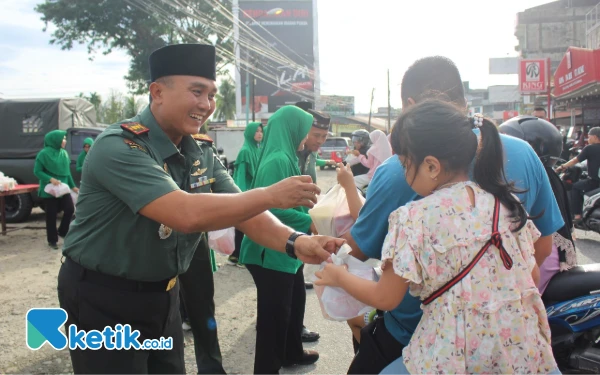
top-left (553, 47), bottom-right (600, 98)
top-left (503, 110), bottom-right (519, 121)
top-left (519, 58), bottom-right (549, 94)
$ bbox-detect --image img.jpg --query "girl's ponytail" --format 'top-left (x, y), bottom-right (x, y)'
top-left (473, 117), bottom-right (528, 230)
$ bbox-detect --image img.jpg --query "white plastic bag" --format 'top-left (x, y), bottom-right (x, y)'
top-left (308, 184), bottom-right (364, 237)
top-left (208, 227), bottom-right (235, 256)
top-left (314, 244), bottom-right (376, 321)
top-left (345, 153), bottom-right (360, 166)
top-left (0, 171), bottom-right (17, 192)
top-left (44, 182), bottom-right (71, 198)
top-left (70, 191), bottom-right (79, 209)
top-left (333, 188), bottom-right (365, 236)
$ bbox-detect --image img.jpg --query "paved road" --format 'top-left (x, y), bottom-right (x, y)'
top-left (6, 167), bottom-right (598, 375)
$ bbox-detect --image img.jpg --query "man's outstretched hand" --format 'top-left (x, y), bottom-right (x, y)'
top-left (293, 235), bottom-right (346, 264)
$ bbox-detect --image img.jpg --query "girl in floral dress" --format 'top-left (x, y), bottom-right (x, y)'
top-left (315, 99), bottom-right (559, 374)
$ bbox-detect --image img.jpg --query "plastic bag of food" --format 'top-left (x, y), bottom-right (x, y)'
top-left (333, 187), bottom-right (365, 236)
top-left (308, 184), bottom-right (347, 237)
top-left (208, 227), bottom-right (235, 256)
top-left (44, 182), bottom-right (71, 198)
top-left (314, 244), bottom-right (376, 321)
top-left (308, 184), bottom-right (364, 237)
top-left (70, 191), bottom-right (79, 209)
top-left (345, 154), bottom-right (360, 166)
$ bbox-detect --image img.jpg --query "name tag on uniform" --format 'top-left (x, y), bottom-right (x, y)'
top-left (190, 177), bottom-right (215, 189)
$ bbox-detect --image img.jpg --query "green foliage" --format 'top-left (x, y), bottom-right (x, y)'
top-left (78, 90), bottom-right (147, 124)
top-left (214, 77), bottom-right (236, 121)
top-left (36, 0), bottom-right (233, 95)
top-left (123, 95), bottom-right (146, 119)
top-left (101, 90), bottom-right (125, 124)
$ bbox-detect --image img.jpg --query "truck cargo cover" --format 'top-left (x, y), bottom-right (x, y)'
top-left (0, 98), bottom-right (97, 158)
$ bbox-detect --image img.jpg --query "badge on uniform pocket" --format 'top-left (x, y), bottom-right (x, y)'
top-left (191, 168), bottom-right (207, 177)
top-left (158, 224), bottom-right (172, 239)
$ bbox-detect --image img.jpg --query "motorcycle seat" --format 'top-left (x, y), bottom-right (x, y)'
top-left (585, 187), bottom-right (600, 197)
top-left (543, 263), bottom-right (600, 305)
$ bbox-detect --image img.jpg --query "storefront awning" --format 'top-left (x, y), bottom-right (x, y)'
top-left (554, 47), bottom-right (600, 100)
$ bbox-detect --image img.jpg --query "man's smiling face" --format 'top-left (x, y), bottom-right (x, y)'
top-left (152, 75), bottom-right (217, 136)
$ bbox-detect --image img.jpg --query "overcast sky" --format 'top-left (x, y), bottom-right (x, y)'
top-left (1, 0), bottom-right (551, 113)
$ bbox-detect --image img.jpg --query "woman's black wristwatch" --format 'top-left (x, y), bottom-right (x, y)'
top-left (286, 232), bottom-right (306, 259)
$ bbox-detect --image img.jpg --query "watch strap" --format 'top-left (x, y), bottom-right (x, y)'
top-left (285, 232), bottom-right (306, 259)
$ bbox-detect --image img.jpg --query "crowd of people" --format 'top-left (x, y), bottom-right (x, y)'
top-left (33, 42), bottom-right (600, 374)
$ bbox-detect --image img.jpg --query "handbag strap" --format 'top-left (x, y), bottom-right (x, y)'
top-left (422, 197), bottom-right (513, 306)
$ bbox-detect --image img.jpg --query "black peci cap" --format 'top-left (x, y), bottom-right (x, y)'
top-left (149, 44), bottom-right (216, 82)
top-left (307, 109), bottom-right (330, 130)
top-left (295, 101), bottom-right (313, 111)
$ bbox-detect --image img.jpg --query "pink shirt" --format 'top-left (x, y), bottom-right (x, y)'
top-left (358, 154), bottom-right (383, 179)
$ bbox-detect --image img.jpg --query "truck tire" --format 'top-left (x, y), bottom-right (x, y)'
top-left (4, 193), bottom-right (33, 223)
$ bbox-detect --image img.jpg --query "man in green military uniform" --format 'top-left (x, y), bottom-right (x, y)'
top-left (178, 130), bottom-right (238, 374)
top-left (295, 101), bottom-right (335, 184)
top-left (57, 44), bottom-right (343, 374)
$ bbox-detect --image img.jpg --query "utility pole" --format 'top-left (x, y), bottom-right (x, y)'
top-left (387, 69), bottom-right (391, 134)
top-left (251, 74), bottom-right (255, 122)
top-left (245, 49), bottom-right (250, 125)
top-left (368, 88), bottom-right (375, 132)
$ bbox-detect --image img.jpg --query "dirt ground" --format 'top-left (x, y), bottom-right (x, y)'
top-left (1, 168), bottom-right (600, 374)
top-left (0, 170), bottom-right (356, 375)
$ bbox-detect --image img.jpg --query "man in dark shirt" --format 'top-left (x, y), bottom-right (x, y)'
top-left (557, 126), bottom-right (600, 221)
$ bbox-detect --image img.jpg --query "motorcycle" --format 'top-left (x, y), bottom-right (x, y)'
top-left (227, 159), bottom-right (235, 177)
top-left (559, 163), bottom-right (600, 235)
top-left (543, 264), bottom-right (600, 373)
top-left (581, 188), bottom-right (600, 233)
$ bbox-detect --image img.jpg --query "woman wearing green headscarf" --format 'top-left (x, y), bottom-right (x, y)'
top-left (33, 130), bottom-right (78, 249)
top-left (227, 122), bottom-right (263, 266)
top-left (240, 106), bottom-right (318, 374)
top-left (76, 137), bottom-right (94, 173)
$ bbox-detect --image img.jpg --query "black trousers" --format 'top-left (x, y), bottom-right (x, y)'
top-left (246, 264), bottom-right (306, 375)
top-left (57, 257), bottom-right (184, 374)
top-left (571, 179), bottom-right (600, 216)
top-left (231, 229), bottom-right (244, 259)
top-left (179, 290), bottom-right (189, 322)
top-left (347, 317), bottom-right (406, 375)
top-left (178, 235), bottom-right (225, 374)
top-left (44, 195), bottom-right (74, 244)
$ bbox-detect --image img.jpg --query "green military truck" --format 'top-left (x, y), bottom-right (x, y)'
top-left (0, 98), bottom-right (104, 222)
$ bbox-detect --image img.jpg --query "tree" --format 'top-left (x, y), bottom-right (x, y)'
top-left (122, 95), bottom-right (146, 119)
top-left (77, 90), bottom-right (148, 124)
top-left (214, 77), bottom-right (236, 121)
top-left (77, 91), bottom-right (103, 121)
top-left (87, 92), bottom-right (102, 112)
top-left (35, 0), bottom-right (233, 95)
top-left (101, 90), bottom-right (125, 124)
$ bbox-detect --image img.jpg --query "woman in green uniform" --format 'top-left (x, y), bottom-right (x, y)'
top-left (76, 137), bottom-right (94, 173)
top-left (240, 106), bottom-right (318, 374)
top-left (228, 122), bottom-right (263, 266)
top-left (33, 130), bottom-right (78, 249)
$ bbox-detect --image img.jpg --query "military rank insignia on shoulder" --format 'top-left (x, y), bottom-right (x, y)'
top-left (192, 133), bottom-right (213, 144)
top-left (121, 122), bottom-right (149, 135)
top-left (124, 139), bottom-right (147, 153)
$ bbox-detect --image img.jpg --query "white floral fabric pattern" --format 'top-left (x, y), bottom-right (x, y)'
top-left (381, 181), bottom-right (557, 374)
